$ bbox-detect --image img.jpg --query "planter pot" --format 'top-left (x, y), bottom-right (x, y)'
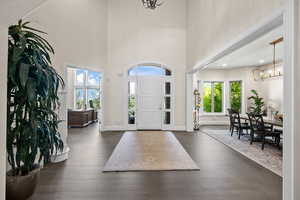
top-left (6, 167), bottom-right (40, 200)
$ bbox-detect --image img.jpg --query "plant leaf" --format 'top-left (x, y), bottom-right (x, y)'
top-left (19, 63), bottom-right (30, 87)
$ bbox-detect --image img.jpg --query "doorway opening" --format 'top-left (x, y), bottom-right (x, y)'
top-left (125, 64), bottom-right (174, 130)
top-left (66, 66), bottom-right (103, 128)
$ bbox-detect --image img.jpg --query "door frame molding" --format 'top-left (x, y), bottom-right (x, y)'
top-left (123, 62), bottom-right (175, 131)
top-left (64, 63), bottom-right (105, 132)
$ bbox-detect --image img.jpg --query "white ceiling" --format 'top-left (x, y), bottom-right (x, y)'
top-left (207, 25), bottom-right (284, 69)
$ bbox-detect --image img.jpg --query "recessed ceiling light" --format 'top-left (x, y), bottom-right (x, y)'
top-left (222, 64), bottom-right (227, 67)
top-left (259, 59), bottom-right (265, 64)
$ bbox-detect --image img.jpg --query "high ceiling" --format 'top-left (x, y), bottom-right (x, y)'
top-left (207, 25), bottom-right (284, 69)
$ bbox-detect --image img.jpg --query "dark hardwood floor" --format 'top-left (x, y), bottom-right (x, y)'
top-left (30, 124), bottom-right (282, 200)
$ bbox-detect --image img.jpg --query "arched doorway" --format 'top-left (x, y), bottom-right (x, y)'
top-left (125, 64), bottom-right (174, 130)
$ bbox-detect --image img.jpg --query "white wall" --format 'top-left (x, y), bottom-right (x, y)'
top-left (295, 1), bottom-right (300, 198)
top-left (67, 68), bottom-right (75, 109)
top-left (25, 0), bottom-right (108, 74)
top-left (25, 0), bottom-right (108, 151)
top-left (0, 0), bottom-right (46, 26)
top-left (187, 0), bottom-right (283, 69)
top-left (105, 0), bottom-right (187, 129)
top-left (0, 25), bottom-right (7, 200)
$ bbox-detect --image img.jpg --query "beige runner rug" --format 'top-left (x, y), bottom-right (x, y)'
top-left (103, 131), bottom-right (199, 172)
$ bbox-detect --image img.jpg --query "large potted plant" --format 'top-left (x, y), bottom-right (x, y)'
top-left (6, 20), bottom-right (64, 200)
top-left (248, 89), bottom-right (265, 115)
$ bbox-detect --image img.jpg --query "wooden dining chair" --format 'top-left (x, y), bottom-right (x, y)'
top-left (227, 108), bottom-right (234, 134)
top-left (231, 110), bottom-right (250, 139)
top-left (247, 113), bottom-right (281, 150)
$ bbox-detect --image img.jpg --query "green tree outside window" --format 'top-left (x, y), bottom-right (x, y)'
top-left (203, 82), bottom-right (223, 113)
top-left (203, 83), bottom-right (212, 112)
top-left (230, 81), bottom-right (242, 113)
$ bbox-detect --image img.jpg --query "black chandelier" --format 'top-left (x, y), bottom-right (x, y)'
top-left (141, 0), bottom-right (163, 10)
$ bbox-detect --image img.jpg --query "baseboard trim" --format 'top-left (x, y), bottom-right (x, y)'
top-left (199, 121), bottom-right (229, 126)
top-left (102, 125), bottom-right (187, 132)
top-left (50, 146), bottom-right (70, 163)
top-left (167, 126), bottom-right (187, 131)
top-left (101, 125), bottom-right (124, 132)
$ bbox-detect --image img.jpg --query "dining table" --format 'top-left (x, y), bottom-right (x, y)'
top-left (240, 115), bottom-right (283, 127)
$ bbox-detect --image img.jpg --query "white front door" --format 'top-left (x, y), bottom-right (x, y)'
top-left (137, 76), bottom-right (163, 130)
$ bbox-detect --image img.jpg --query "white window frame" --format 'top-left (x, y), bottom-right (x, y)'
top-left (201, 81), bottom-right (225, 115)
top-left (74, 69), bottom-right (102, 110)
top-left (228, 80), bottom-right (243, 113)
top-left (124, 64), bottom-right (175, 131)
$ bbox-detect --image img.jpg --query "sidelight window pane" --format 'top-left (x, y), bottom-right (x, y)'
top-left (164, 112), bottom-right (171, 125)
top-left (165, 82), bottom-right (171, 95)
top-left (165, 97), bottom-right (171, 109)
top-left (128, 81), bottom-right (136, 124)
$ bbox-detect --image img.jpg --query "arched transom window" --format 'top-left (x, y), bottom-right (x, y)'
top-left (128, 65), bottom-right (172, 76)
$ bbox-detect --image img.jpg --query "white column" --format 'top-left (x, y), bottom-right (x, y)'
top-left (293, 0), bottom-right (300, 198)
top-left (284, 0), bottom-right (298, 199)
top-left (50, 68), bottom-right (70, 163)
top-left (0, 25), bottom-right (7, 200)
top-left (186, 73), bottom-right (194, 132)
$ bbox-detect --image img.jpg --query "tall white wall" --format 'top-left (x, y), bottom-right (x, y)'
top-left (105, 0), bottom-right (187, 128)
top-left (187, 0), bottom-right (283, 69)
top-left (0, 0), bottom-right (45, 25)
top-left (25, 0), bottom-right (108, 74)
top-left (0, 25), bottom-right (7, 200)
top-left (25, 0), bottom-right (108, 152)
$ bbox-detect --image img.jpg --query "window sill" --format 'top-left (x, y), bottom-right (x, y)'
top-left (200, 113), bottom-right (226, 117)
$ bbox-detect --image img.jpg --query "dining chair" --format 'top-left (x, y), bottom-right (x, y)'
top-left (227, 108), bottom-right (234, 134)
top-left (231, 110), bottom-right (250, 139)
top-left (247, 113), bottom-right (281, 150)
top-left (274, 128), bottom-right (283, 149)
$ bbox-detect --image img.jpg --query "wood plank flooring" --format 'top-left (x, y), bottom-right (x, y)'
top-left (30, 124), bottom-right (282, 200)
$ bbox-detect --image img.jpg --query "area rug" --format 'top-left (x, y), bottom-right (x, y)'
top-left (103, 131), bottom-right (200, 172)
top-left (201, 127), bottom-right (282, 176)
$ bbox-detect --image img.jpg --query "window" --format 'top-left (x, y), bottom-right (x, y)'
top-left (74, 69), bottom-right (102, 110)
top-left (75, 89), bottom-right (85, 109)
top-left (75, 69), bottom-right (85, 85)
top-left (128, 65), bottom-right (171, 76)
top-left (230, 81), bottom-right (242, 113)
top-left (128, 81), bottom-right (136, 125)
top-left (88, 89), bottom-right (100, 109)
top-left (163, 81), bottom-right (172, 125)
top-left (203, 81), bottom-right (224, 113)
